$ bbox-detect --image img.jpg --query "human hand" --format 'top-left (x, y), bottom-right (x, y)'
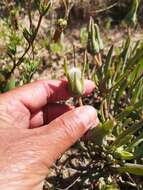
top-left (0, 80), bottom-right (99, 190)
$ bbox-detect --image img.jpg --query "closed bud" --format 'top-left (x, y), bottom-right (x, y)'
top-left (87, 17), bottom-right (103, 55)
top-left (57, 18), bottom-right (67, 30)
top-left (64, 62), bottom-right (85, 96)
top-left (53, 18), bottom-right (67, 42)
top-left (87, 17), bottom-right (99, 55)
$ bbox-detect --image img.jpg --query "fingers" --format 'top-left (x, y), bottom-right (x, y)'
top-left (1, 80), bottom-right (95, 113)
top-left (35, 106), bottom-right (99, 167)
top-left (30, 103), bottom-right (74, 128)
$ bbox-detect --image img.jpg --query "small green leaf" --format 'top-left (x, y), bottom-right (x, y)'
top-left (104, 45), bottom-right (114, 79)
top-left (23, 28), bottom-right (33, 43)
top-left (115, 79), bottom-right (127, 106)
top-left (110, 121), bottom-right (143, 150)
top-left (127, 132), bottom-right (143, 151)
top-left (7, 43), bottom-right (16, 56)
top-left (115, 99), bottom-right (143, 120)
top-left (91, 118), bottom-right (116, 145)
top-left (114, 146), bottom-right (134, 160)
top-left (117, 163), bottom-right (143, 176)
top-left (120, 36), bottom-right (131, 73)
top-left (94, 23), bottom-right (104, 50)
top-left (36, 0), bottom-right (52, 15)
top-left (131, 78), bottom-right (143, 104)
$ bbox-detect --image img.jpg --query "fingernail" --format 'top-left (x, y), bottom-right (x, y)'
top-left (84, 80), bottom-right (95, 95)
top-left (75, 105), bottom-right (99, 130)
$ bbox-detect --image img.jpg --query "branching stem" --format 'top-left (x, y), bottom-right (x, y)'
top-left (7, 13), bottom-right (43, 80)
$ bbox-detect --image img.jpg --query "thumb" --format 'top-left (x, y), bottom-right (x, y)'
top-left (36, 105), bottom-right (99, 167)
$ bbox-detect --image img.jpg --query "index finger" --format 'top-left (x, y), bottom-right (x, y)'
top-left (0, 80), bottom-right (95, 112)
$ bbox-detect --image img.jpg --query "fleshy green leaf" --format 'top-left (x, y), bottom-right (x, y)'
top-left (117, 163), bottom-right (143, 176)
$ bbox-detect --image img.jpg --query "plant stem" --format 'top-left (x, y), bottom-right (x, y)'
top-left (90, 1), bottom-right (119, 14)
top-left (78, 97), bottom-right (83, 106)
top-left (27, 0), bottom-right (35, 59)
top-left (94, 55), bottom-right (101, 67)
top-left (7, 13), bottom-right (43, 80)
top-left (97, 52), bottom-right (102, 66)
top-left (27, 0), bottom-right (33, 30)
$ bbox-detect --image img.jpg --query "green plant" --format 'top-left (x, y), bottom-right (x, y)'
top-left (0, 0), bottom-right (52, 92)
top-left (125, 0), bottom-right (140, 27)
top-left (62, 17), bottom-right (143, 189)
top-left (88, 29), bottom-right (143, 190)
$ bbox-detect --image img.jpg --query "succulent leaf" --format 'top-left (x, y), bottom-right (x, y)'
top-left (117, 163), bottom-right (143, 176)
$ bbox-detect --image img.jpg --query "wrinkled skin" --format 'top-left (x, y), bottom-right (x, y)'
top-left (0, 80), bottom-right (99, 190)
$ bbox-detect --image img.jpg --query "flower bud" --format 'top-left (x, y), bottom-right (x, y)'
top-left (87, 17), bottom-right (99, 55)
top-left (57, 18), bottom-right (67, 30)
top-left (53, 18), bottom-right (67, 42)
top-left (64, 62), bottom-right (85, 96)
top-left (87, 17), bottom-right (103, 55)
